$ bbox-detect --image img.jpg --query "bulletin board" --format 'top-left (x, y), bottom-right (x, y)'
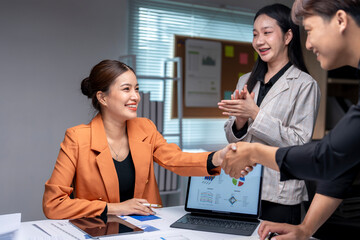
top-left (172, 35), bottom-right (257, 118)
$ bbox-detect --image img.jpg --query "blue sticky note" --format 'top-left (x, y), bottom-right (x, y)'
top-left (224, 91), bottom-right (232, 100)
top-left (139, 224), bottom-right (160, 232)
top-left (130, 215), bottom-right (161, 221)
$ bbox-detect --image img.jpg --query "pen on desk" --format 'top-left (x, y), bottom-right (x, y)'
top-left (33, 223), bottom-right (52, 236)
top-left (142, 203), bottom-right (162, 208)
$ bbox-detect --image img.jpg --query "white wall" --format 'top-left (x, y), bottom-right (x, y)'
top-left (0, 0), bottom-right (128, 221)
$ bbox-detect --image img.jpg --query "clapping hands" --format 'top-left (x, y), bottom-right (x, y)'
top-left (218, 85), bottom-right (259, 130)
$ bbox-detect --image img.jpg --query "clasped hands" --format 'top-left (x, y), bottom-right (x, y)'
top-left (217, 141), bottom-right (257, 178)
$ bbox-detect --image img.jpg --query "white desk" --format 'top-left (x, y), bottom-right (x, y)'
top-left (15, 206), bottom-right (260, 240)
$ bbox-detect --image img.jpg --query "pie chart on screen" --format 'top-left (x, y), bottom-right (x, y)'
top-left (232, 177), bottom-right (245, 187)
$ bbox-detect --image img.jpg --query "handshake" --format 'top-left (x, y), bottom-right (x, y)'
top-left (214, 142), bottom-right (279, 178)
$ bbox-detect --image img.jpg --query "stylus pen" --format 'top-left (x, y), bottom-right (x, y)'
top-left (33, 224), bottom-right (52, 236)
top-left (142, 203), bottom-right (162, 208)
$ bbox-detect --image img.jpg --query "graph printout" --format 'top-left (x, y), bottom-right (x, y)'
top-left (185, 39), bottom-right (222, 107)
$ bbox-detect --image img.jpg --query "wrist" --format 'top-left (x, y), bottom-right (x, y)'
top-left (107, 203), bottom-right (121, 215)
top-left (107, 203), bottom-right (114, 215)
top-left (298, 222), bottom-right (314, 239)
top-left (212, 151), bottom-right (221, 167)
top-left (251, 107), bottom-right (259, 120)
top-left (235, 117), bottom-right (247, 130)
top-left (249, 143), bottom-right (259, 165)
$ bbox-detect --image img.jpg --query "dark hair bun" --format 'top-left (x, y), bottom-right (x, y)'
top-left (81, 77), bottom-right (92, 97)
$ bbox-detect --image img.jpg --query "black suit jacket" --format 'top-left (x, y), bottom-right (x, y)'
top-left (276, 67), bottom-right (360, 198)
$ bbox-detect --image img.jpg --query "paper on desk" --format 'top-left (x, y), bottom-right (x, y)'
top-left (0, 213), bottom-right (21, 235)
top-left (228, 236), bottom-right (259, 240)
top-left (142, 234), bottom-right (191, 240)
top-left (112, 230), bottom-right (205, 240)
top-left (31, 221), bottom-right (88, 239)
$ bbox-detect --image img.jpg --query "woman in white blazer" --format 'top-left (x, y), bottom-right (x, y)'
top-left (218, 4), bottom-right (320, 224)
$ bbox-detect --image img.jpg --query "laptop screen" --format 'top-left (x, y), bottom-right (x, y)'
top-left (185, 165), bottom-right (263, 218)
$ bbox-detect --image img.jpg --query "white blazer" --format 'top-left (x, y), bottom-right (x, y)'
top-left (224, 65), bottom-right (321, 205)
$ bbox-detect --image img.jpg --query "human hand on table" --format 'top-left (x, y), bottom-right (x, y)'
top-left (107, 198), bottom-right (155, 216)
top-left (258, 221), bottom-right (312, 240)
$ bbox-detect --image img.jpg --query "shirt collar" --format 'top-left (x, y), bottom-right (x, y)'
top-left (258, 61), bottom-right (292, 85)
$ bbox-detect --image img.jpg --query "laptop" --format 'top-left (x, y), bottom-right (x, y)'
top-left (171, 165), bottom-right (263, 236)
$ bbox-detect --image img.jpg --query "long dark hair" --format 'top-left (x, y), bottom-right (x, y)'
top-left (246, 4), bottom-right (308, 92)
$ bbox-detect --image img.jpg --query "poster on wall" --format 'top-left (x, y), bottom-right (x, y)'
top-left (185, 39), bottom-right (222, 107)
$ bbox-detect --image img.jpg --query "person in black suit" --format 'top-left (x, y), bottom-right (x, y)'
top-left (220, 0), bottom-right (360, 239)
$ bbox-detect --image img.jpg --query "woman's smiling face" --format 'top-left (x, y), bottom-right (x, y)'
top-left (100, 70), bottom-right (140, 121)
top-left (252, 14), bottom-right (291, 65)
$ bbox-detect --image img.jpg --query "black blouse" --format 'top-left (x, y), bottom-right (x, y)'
top-left (113, 152), bottom-right (135, 202)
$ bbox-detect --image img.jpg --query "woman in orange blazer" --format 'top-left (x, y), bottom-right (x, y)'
top-left (43, 60), bottom-right (231, 219)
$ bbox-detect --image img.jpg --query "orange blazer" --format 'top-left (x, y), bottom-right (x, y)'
top-left (43, 114), bottom-right (219, 219)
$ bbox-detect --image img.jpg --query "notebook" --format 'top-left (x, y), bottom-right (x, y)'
top-left (171, 165), bottom-right (263, 236)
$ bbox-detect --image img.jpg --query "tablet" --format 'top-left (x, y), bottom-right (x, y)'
top-left (69, 216), bottom-right (143, 238)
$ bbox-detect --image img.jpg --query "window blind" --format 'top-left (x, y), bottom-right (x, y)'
top-left (128, 0), bottom-right (254, 149)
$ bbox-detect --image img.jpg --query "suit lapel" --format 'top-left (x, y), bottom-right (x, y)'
top-left (252, 82), bottom-right (260, 104)
top-left (259, 66), bottom-right (299, 108)
top-left (127, 119), bottom-right (152, 198)
top-left (91, 114), bottom-right (120, 203)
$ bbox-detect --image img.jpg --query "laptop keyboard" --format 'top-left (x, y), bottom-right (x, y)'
top-left (179, 215), bottom-right (254, 229)
top-left (171, 214), bottom-right (259, 236)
